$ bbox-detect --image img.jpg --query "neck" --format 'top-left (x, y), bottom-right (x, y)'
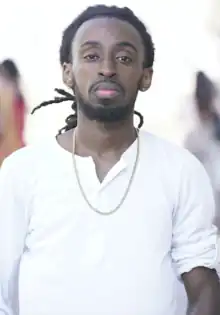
top-left (75, 111), bottom-right (137, 156)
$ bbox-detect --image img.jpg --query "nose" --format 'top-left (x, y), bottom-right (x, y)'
top-left (98, 59), bottom-right (116, 78)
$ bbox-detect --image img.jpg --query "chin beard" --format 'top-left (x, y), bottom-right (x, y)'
top-left (76, 93), bottom-right (135, 123)
top-left (80, 102), bottom-right (134, 122)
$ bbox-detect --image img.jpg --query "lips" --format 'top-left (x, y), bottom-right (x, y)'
top-left (93, 82), bottom-right (121, 98)
top-left (95, 89), bottom-right (119, 98)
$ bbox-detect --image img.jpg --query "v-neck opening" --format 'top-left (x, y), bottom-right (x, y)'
top-left (52, 132), bottom-right (140, 188)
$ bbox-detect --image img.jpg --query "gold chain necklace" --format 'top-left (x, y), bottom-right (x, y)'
top-left (72, 129), bottom-right (140, 215)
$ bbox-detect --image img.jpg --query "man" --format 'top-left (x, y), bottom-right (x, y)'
top-left (0, 5), bottom-right (219, 315)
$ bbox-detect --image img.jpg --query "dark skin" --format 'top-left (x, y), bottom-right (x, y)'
top-left (183, 267), bottom-right (220, 315)
top-left (57, 17), bottom-right (220, 314)
top-left (58, 18), bottom-right (152, 181)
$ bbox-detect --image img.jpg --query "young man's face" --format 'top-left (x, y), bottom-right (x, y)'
top-left (63, 17), bottom-right (152, 122)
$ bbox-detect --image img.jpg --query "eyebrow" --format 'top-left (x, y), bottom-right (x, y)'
top-left (80, 40), bottom-right (137, 52)
top-left (80, 41), bottom-right (100, 48)
top-left (116, 41), bottom-right (137, 52)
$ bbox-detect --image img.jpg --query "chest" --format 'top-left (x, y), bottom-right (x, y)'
top-left (25, 161), bottom-right (174, 261)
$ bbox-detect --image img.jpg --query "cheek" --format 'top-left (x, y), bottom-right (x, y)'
top-left (119, 69), bottom-right (142, 89)
top-left (74, 67), bottom-right (92, 93)
top-left (123, 76), bottom-right (141, 96)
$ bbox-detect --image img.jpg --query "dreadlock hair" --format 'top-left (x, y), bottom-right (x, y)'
top-left (31, 5), bottom-right (155, 134)
top-left (31, 88), bottom-right (78, 134)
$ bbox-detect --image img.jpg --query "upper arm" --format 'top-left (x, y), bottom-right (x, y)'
top-left (171, 153), bottom-right (218, 277)
top-left (0, 156), bottom-right (28, 314)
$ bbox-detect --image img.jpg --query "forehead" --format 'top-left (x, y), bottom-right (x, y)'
top-left (73, 17), bottom-right (143, 50)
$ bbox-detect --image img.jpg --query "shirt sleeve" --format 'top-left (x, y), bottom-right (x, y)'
top-left (0, 156), bottom-right (28, 314)
top-left (171, 153), bottom-right (218, 276)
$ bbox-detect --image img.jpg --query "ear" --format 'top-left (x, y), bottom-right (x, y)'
top-left (62, 62), bottom-right (75, 89)
top-left (139, 67), bottom-right (153, 92)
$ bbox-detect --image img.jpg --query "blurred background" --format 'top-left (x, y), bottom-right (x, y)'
top-left (0, 0), bottom-right (220, 144)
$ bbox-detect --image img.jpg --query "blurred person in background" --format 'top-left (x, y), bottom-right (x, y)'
top-left (185, 71), bottom-right (220, 230)
top-left (0, 59), bottom-right (26, 166)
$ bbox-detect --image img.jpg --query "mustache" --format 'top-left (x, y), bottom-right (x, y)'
top-left (89, 79), bottom-right (124, 93)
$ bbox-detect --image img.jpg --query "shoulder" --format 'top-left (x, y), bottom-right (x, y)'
top-left (0, 137), bottom-right (59, 180)
top-left (140, 130), bottom-right (204, 172)
top-left (140, 130), bottom-right (213, 207)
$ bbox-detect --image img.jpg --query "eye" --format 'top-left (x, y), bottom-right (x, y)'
top-left (84, 54), bottom-right (100, 62)
top-left (116, 56), bottom-right (132, 64)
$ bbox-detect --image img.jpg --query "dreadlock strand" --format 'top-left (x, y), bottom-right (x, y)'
top-left (54, 96), bottom-right (73, 102)
top-left (31, 88), bottom-right (78, 134)
top-left (54, 88), bottom-right (74, 98)
top-left (31, 99), bottom-right (62, 114)
top-left (58, 112), bottom-right (77, 135)
top-left (134, 110), bottom-right (144, 128)
top-left (31, 89), bottom-right (75, 114)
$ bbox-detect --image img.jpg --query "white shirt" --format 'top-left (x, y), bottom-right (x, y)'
top-left (0, 131), bottom-right (218, 315)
